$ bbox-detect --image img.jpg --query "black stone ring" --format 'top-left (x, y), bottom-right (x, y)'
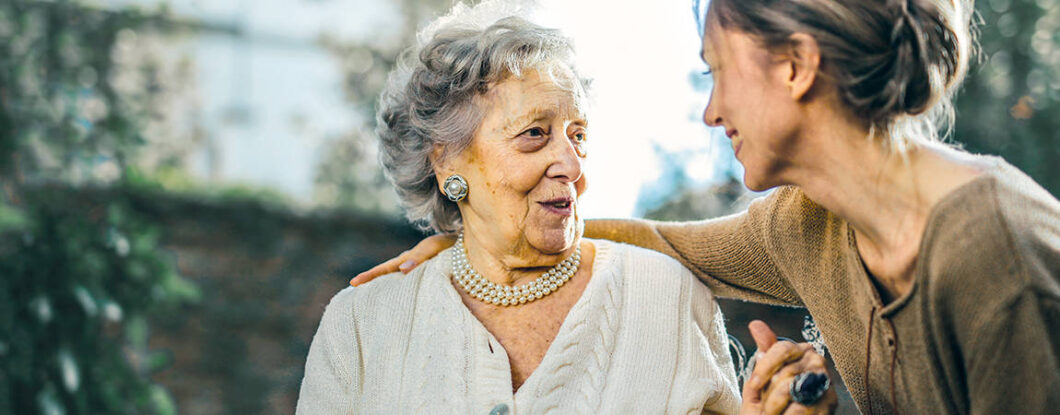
top-left (790, 372), bottom-right (830, 405)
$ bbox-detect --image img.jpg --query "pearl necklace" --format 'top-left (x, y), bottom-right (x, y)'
top-left (451, 233), bottom-right (580, 306)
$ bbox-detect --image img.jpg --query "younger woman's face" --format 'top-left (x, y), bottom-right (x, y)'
top-left (700, 18), bottom-right (807, 191)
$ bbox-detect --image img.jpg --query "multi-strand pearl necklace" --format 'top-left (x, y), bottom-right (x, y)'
top-left (451, 233), bottom-right (580, 306)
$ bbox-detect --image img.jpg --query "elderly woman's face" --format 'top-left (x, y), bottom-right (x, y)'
top-left (440, 65), bottom-right (588, 257)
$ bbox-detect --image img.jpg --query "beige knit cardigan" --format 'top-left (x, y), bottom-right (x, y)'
top-left (296, 239), bottom-right (741, 414)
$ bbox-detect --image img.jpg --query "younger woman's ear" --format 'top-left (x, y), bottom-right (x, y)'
top-left (784, 33), bottom-right (821, 101)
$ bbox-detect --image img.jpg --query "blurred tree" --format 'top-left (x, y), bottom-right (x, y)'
top-left (0, 1), bottom-right (198, 414)
top-left (955, 0), bottom-right (1060, 196)
top-left (639, 143), bottom-right (754, 221)
top-left (643, 176), bottom-right (750, 221)
top-left (314, 0), bottom-right (451, 215)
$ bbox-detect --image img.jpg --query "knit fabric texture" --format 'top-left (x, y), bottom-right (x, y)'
top-left (296, 239), bottom-right (741, 414)
top-left (586, 156), bottom-right (1060, 414)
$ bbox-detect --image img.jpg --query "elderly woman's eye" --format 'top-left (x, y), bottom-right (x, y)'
top-left (573, 131), bottom-right (587, 143)
top-left (522, 127), bottom-right (548, 138)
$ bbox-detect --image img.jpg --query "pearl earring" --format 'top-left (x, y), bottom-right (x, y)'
top-left (443, 175), bottom-right (468, 202)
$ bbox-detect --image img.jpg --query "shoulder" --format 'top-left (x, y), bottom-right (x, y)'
top-left (986, 162), bottom-right (1060, 296)
top-left (989, 162), bottom-right (1060, 276)
top-left (921, 158), bottom-right (1060, 303)
top-left (768, 186), bottom-right (846, 239)
top-left (751, 186), bottom-right (848, 272)
top-left (592, 239), bottom-right (715, 303)
top-left (321, 252), bottom-right (451, 336)
top-left (594, 238), bottom-right (696, 281)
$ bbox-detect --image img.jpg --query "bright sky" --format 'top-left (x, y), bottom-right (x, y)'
top-left (531, 0), bottom-right (726, 218)
top-left (106, 0), bottom-right (736, 219)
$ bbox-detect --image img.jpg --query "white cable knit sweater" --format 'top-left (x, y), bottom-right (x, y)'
top-left (295, 239), bottom-right (740, 414)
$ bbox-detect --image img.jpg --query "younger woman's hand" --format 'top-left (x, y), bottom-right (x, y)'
top-left (739, 320), bottom-right (837, 415)
top-left (349, 234), bottom-right (456, 286)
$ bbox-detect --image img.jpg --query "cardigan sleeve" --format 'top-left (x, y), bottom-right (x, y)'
top-left (585, 187), bottom-right (802, 305)
top-left (692, 281), bottom-right (742, 415)
top-left (296, 288), bottom-right (360, 415)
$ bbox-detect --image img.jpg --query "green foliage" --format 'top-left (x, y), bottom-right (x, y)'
top-left (124, 165), bottom-right (295, 208)
top-left (954, 0), bottom-right (1060, 195)
top-left (0, 1), bottom-right (198, 414)
top-left (0, 1), bottom-right (168, 182)
top-left (0, 187), bottom-right (198, 415)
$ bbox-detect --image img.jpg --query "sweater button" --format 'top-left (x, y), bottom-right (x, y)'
top-left (489, 403), bottom-right (510, 415)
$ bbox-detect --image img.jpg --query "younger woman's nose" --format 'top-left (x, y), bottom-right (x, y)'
top-left (703, 104), bottom-right (723, 127)
top-left (702, 89), bottom-right (724, 127)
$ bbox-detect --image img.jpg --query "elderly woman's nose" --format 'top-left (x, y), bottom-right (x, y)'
top-left (545, 138), bottom-right (584, 183)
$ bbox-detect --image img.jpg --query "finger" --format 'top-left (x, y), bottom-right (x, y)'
top-left (749, 320), bottom-right (778, 351)
top-left (821, 388), bottom-right (839, 412)
top-left (785, 390), bottom-right (835, 415)
top-left (424, 234), bottom-right (457, 251)
top-left (761, 375), bottom-right (794, 415)
top-left (401, 235), bottom-right (455, 271)
top-left (350, 254), bottom-right (409, 286)
top-left (784, 369), bottom-right (834, 415)
top-left (781, 403), bottom-right (809, 415)
top-left (748, 342), bottom-right (813, 392)
top-left (398, 258), bottom-right (417, 273)
top-left (771, 358), bottom-right (808, 389)
top-left (748, 341), bottom-right (810, 390)
top-left (762, 354), bottom-right (822, 415)
top-left (800, 351), bottom-right (827, 372)
top-left (745, 319), bottom-right (778, 399)
top-left (781, 350), bottom-right (829, 380)
top-left (350, 234), bottom-right (456, 286)
top-left (741, 371), bottom-right (765, 410)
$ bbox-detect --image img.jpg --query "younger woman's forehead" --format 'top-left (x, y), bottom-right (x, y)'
top-left (700, 19), bottom-right (728, 63)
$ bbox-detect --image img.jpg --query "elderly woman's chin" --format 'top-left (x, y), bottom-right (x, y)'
top-left (524, 209), bottom-right (583, 254)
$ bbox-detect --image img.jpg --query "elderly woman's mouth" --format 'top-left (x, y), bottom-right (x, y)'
top-left (539, 197), bottom-right (574, 215)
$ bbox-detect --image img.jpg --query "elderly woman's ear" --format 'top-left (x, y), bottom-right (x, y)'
top-left (431, 145), bottom-right (455, 193)
top-left (431, 145), bottom-right (472, 203)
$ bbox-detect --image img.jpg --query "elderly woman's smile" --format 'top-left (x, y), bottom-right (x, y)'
top-left (437, 65), bottom-right (589, 269)
top-left (538, 196), bottom-right (573, 214)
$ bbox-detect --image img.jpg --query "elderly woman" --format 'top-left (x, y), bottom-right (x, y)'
top-left (295, 9), bottom-right (745, 414)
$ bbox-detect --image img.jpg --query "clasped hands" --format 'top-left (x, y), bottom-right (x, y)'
top-left (739, 320), bottom-right (837, 415)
